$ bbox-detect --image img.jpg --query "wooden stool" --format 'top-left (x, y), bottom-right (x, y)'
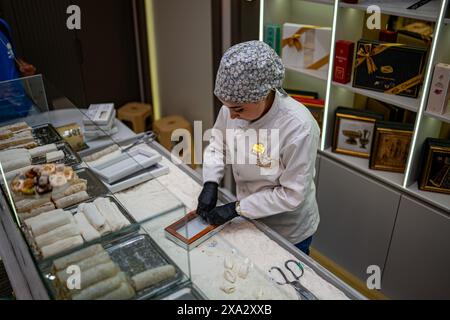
top-left (153, 115), bottom-right (196, 168)
top-left (118, 102), bottom-right (152, 133)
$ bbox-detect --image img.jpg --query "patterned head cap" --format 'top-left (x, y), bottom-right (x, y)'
top-left (214, 41), bottom-right (285, 104)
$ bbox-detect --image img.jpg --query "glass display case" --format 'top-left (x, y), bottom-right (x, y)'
top-left (0, 75), bottom-right (366, 300)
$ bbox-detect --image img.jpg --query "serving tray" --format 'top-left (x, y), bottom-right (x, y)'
top-left (164, 211), bottom-right (229, 251)
top-left (103, 163), bottom-right (169, 194)
top-left (91, 149), bottom-right (162, 184)
top-left (32, 124), bottom-right (64, 146)
top-left (31, 142), bottom-right (82, 167)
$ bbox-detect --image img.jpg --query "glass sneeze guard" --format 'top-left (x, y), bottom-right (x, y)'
top-left (0, 76), bottom-right (193, 300)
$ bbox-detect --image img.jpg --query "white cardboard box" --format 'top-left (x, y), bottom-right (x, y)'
top-left (282, 23), bottom-right (331, 71)
top-left (427, 63), bottom-right (450, 115)
top-left (82, 103), bottom-right (115, 126)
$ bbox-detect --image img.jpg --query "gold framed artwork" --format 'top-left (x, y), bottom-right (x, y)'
top-left (307, 105), bottom-right (324, 132)
top-left (420, 138), bottom-right (450, 195)
top-left (369, 122), bottom-right (414, 173)
top-left (333, 107), bottom-right (384, 158)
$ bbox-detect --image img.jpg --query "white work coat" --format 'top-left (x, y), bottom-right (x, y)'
top-left (203, 91), bottom-right (320, 244)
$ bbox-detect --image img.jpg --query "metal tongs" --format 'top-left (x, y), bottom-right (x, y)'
top-left (121, 131), bottom-right (157, 153)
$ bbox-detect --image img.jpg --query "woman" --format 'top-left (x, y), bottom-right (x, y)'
top-left (0, 18), bottom-right (36, 82)
top-left (197, 41), bottom-right (320, 256)
top-left (0, 17), bottom-right (36, 121)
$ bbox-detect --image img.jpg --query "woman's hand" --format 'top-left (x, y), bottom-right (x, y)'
top-left (17, 59), bottom-right (36, 77)
top-left (196, 182), bottom-right (219, 220)
top-left (207, 202), bottom-right (238, 226)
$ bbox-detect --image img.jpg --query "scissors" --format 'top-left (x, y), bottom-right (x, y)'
top-left (270, 260), bottom-right (318, 300)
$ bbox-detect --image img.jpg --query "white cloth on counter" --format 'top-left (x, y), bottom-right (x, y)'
top-left (142, 209), bottom-right (349, 300)
top-left (116, 178), bottom-right (184, 222)
top-left (156, 157), bottom-right (203, 212)
top-left (203, 91), bottom-right (321, 244)
top-left (129, 143), bottom-right (203, 212)
top-left (113, 143), bottom-right (202, 215)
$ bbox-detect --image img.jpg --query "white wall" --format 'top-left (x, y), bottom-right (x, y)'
top-left (152, 0), bottom-right (215, 129)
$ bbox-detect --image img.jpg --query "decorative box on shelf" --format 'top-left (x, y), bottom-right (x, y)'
top-left (332, 107), bottom-right (384, 159)
top-left (264, 24), bottom-right (282, 56)
top-left (420, 138), bottom-right (450, 195)
top-left (426, 63), bottom-right (450, 115)
top-left (365, 98), bottom-right (405, 122)
top-left (353, 39), bottom-right (428, 98)
top-left (369, 121), bottom-right (414, 173)
top-left (333, 40), bottom-right (355, 84)
top-left (282, 23), bottom-right (331, 72)
top-left (285, 89), bottom-right (324, 132)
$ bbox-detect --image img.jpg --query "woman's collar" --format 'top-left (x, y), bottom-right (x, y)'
top-left (248, 90), bottom-right (282, 128)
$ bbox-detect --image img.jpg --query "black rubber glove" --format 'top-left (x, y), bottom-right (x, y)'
top-left (207, 202), bottom-right (238, 226)
top-left (196, 182), bottom-right (219, 219)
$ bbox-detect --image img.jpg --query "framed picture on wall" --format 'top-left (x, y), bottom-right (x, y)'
top-left (369, 122), bottom-right (414, 173)
top-left (420, 138), bottom-right (450, 195)
top-left (333, 107), bottom-right (384, 158)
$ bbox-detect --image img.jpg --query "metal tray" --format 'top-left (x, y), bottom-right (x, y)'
top-left (74, 167), bottom-right (109, 204)
top-left (32, 124), bottom-right (64, 146)
top-left (21, 195), bottom-right (138, 263)
top-left (104, 233), bottom-right (185, 300)
top-left (90, 148), bottom-right (162, 184)
top-left (31, 142), bottom-right (82, 167)
top-left (103, 163), bottom-right (169, 194)
top-left (39, 233), bottom-right (185, 300)
top-left (65, 195), bottom-right (139, 238)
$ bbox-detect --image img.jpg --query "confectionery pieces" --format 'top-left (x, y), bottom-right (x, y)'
top-left (34, 223), bottom-right (80, 248)
top-left (29, 144), bottom-right (58, 158)
top-left (54, 191), bottom-right (90, 209)
top-left (72, 272), bottom-right (128, 300)
top-left (96, 282), bottom-right (135, 300)
top-left (220, 283), bottom-right (236, 295)
top-left (26, 211), bottom-right (73, 237)
top-left (224, 270), bottom-right (237, 284)
top-left (131, 265), bottom-right (177, 291)
top-left (74, 211), bottom-right (102, 242)
top-left (46, 150), bottom-right (65, 163)
top-left (41, 236), bottom-right (84, 259)
top-left (79, 261), bottom-right (120, 289)
top-left (53, 245), bottom-right (104, 271)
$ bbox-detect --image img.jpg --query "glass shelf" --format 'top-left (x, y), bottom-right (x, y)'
top-left (303, 0), bottom-right (335, 5)
top-left (286, 65), bottom-right (329, 81)
top-left (424, 110), bottom-right (450, 124)
top-left (332, 81), bottom-right (421, 112)
top-left (339, 0), bottom-right (442, 22)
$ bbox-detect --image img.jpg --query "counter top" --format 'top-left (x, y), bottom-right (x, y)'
top-left (0, 113), bottom-right (366, 300)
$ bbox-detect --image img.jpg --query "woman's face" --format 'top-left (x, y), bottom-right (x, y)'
top-left (220, 91), bottom-right (275, 121)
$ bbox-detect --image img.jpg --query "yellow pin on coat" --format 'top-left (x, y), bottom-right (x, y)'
top-left (252, 144), bottom-right (266, 155)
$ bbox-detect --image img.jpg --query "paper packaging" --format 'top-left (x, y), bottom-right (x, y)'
top-left (56, 123), bottom-right (87, 152)
top-left (333, 40), bottom-right (355, 84)
top-left (426, 63), bottom-right (450, 115)
top-left (84, 110), bottom-right (116, 131)
top-left (353, 39), bottom-right (428, 98)
top-left (83, 103), bottom-right (115, 126)
top-left (282, 23), bottom-right (331, 71)
top-left (264, 24), bottom-right (282, 56)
